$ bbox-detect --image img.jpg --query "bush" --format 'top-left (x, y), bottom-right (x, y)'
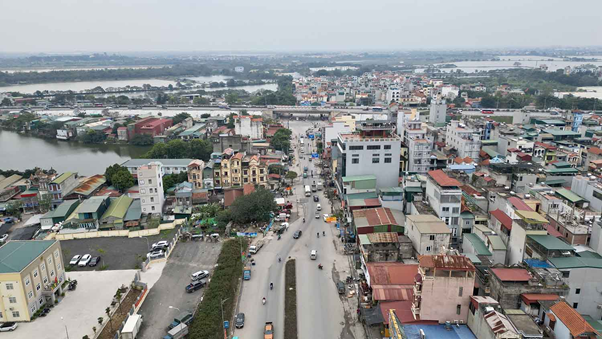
top-left (188, 238), bottom-right (247, 338)
top-left (284, 259), bottom-right (298, 339)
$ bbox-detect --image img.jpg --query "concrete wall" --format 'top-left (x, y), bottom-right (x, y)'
top-left (46, 220), bottom-right (183, 240)
top-left (340, 138), bottom-right (401, 188)
top-left (420, 273), bottom-right (474, 323)
top-left (562, 267), bottom-right (602, 318)
top-left (489, 275), bottom-right (567, 310)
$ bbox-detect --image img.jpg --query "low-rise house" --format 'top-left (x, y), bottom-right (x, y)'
top-left (66, 174), bottom-right (106, 200)
top-left (99, 195), bottom-right (133, 230)
top-left (358, 233), bottom-right (405, 263)
top-left (71, 196), bottom-right (111, 229)
top-left (352, 207), bottom-right (404, 235)
top-left (543, 301), bottom-right (599, 339)
top-left (405, 215), bottom-right (451, 256)
top-left (187, 160), bottom-right (205, 189)
top-left (40, 200), bottom-right (80, 230)
top-left (123, 199), bottom-right (142, 228)
top-left (48, 172), bottom-right (79, 209)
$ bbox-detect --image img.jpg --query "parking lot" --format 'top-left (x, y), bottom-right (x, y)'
top-left (3, 270), bottom-right (136, 339)
top-left (137, 240), bottom-right (222, 339)
top-left (61, 229), bottom-right (177, 271)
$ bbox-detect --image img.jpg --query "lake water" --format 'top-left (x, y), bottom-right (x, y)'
top-left (38, 108), bottom-right (265, 119)
top-left (556, 86), bottom-right (602, 100)
top-left (0, 65), bottom-right (168, 74)
top-left (0, 129), bottom-right (150, 175)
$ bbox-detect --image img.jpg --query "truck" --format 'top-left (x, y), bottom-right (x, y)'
top-left (121, 314), bottom-right (143, 339)
top-left (167, 312), bottom-right (193, 330)
top-left (264, 322), bottom-right (274, 339)
top-left (304, 185), bottom-right (311, 197)
top-left (163, 323), bottom-right (188, 339)
top-left (317, 182), bottom-right (323, 191)
top-left (243, 266), bottom-right (251, 280)
top-left (249, 240), bottom-right (264, 254)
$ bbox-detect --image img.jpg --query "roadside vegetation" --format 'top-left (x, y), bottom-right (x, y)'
top-left (285, 259), bottom-right (298, 339)
top-left (188, 238), bottom-right (247, 339)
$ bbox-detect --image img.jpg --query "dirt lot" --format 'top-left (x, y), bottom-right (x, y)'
top-left (61, 229), bottom-right (177, 271)
top-left (137, 240), bottom-right (222, 339)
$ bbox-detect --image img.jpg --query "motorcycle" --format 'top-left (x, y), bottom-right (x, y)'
top-left (270, 283), bottom-right (273, 290)
top-left (262, 298), bottom-right (266, 305)
top-left (318, 264), bottom-right (323, 270)
top-left (323, 231), bottom-right (325, 236)
top-left (278, 234), bottom-right (281, 240)
top-left (317, 233), bottom-right (319, 238)
top-left (303, 218), bottom-right (306, 223)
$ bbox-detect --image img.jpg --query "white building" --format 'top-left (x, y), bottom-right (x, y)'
top-left (441, 85), bottom-right (459, 100)
top-left (137, 162), bottom-right (165, 216)
top-left (122, 159), bottom-right (194, 177)
top-left (234, 66), bottom-right (244, 73)
top-left (398, 110), bottom-right (433, 173)
top-left (446, 120), bottom-right (481, 160)
top-left (405, 215), bottom-right (451, 255)
top-left (234, 115), bottom-right (263, 139)
top-left (428, 97), bottom-right (447, 125)
top-left (323, 121), bottom-right (354, 147)
top-left (386, 88), bottom-right (401, 103)
top-left (425, 170), bottom-right (462, 240)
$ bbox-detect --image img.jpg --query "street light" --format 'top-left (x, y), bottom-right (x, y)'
top-left (139, 236), bottom-right (150, 251)
top-left (60, 317), bottom-right (70, 339)
top-left (220, 298), bottom-right (229, 339)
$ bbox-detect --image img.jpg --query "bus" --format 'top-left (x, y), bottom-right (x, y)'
top-left (304, 185), bottom-right (311, 197)
top-left (371, 106), bottom-right (384, 112)
top-left (481, 109), bottom-right (494, 114)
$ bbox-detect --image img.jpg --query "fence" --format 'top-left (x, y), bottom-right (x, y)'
top-left (45, 219), bottom-right (186, 240)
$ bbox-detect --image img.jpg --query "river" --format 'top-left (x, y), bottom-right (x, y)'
top-left (0, 129), bottom-right (150, 175)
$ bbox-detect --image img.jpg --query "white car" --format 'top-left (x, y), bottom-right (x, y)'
top-left (0, 234), bottom-right (8, 243)
top-left (0, 322), bottom-right (17, 332)
top-left (78, 254), bottom-right (92, 267)
top-left (69, 255), bottom-right (82, 266)
top-left (147, 249), bottom-right (165, 259)
top-left (151, 241), bottom-right (169, 250)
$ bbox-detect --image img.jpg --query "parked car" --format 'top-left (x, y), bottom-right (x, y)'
top-left (293, 230), bottom-right (302, 239)
top-left (78, 254), bottom-right (92, 267)
top-left (0, 234), bottom-right (8, 243)
top-left (147, 249), bottom-right (165, 259)
top-left (89, 256), bottom-right (101, 267)
top-left (313, 195), bottom-right (319, 202)
top-left (69, 255), bottom-right (82, 266)
top-left (191, 270), bottom-right (209, 281)
top-left (185, 279), bottom-right (206, 293)
top-left (235, 313), bottom-right (245, 328)
top-left (0, 322), bottom-right (17, 332)
top-left (152, 240), bottom-right (169, 250)
top-left (336, 281), bottom-right (345, 294)
top-left (315, 213), bottom-right (320, 219)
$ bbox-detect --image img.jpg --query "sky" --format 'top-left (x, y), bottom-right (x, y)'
top-left (2, 0), bottom-right (602, 53)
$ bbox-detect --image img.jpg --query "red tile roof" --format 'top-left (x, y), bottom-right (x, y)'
top-left (508, 197), bottom-right (534, 212)
top-left (535, 142), bottom-right (557, 151)
top-left (491, 209), bottom-right (513, 231)
top-left (520, 294), bottom-right (560, 305)
top-left (428, 170), bottom-right (461, 187)
top-left (550, 301), bottom-right (599, 337)
top-left (461, 185), bottom-right (481, 197)
top-left (379, 301), bottom-right (422, 324)
top-left (588, 147), bottom-right (602, 155)
top-left (491, 268), bottom-right (532, 282)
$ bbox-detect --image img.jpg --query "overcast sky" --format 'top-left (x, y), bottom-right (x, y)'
top-left (2, 0), bottom-right (602, 53)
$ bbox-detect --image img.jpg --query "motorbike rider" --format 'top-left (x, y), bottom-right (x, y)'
top-left (270, 282), bottom-right (273, 289)
top-left (317, 232), bottom-right (319, 238)
top-left (262, 297), bottom-right (266, 304)
top-left (323, 231), bottom-right (325, 236)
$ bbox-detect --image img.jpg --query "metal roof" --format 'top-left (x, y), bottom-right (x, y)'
top-left (464, 233), bottom-right (492, 256)
top-left (428, 170), bottom-right (461, 187)
top-left (353, 207), bottom-right (404, 228)
top-left (549, 256), bottom-right (602, 269)
top-left (0, 240), bottom-right (56, 273)
top-left (101, 195), bottom-right (133, 220)
top-left (73, 175), bottom-right (106, 196)
top-left (515, 210), bottom-right (548, 224)
top-left (487, 235), bottom-right (507, 251)
top-left (545, 167), bottom-right (579, 174)
top-left (342, 174), bottom-right (377, 183)
top-left (490, 268), bottom-right (532, 282)
top-left (406, 215), bottom-right (450, 234)
top-left (51, 172), bottom-right (74, 185)
top-left (78, 196), bottom-right (109, 213)
top-left (121, 159), bottom-right (195, 168)
top-left (124, 199), bottom-right (141, 221)
top-left (528, 235), bottom-right (574, 251)
top-left (419, 255), bottom-right (475, 271)
top-left (555, 188), bottom-right (586, 203)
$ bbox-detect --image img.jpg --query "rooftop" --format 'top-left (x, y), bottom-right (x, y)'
top-left (463, 233), bottom-right (492, 256)
top-left (428, 170), bottom-right (461, 187)
top-left (101, 195), bottom-right (133, 220)
top-left (78, 196), bottom-right (109, 213)
top-left (73, 174), bottom-right (106, 196)
top-left (549, 256), bottom-right (602, 269)
top-left (418, 254), bottom-right (475, 271)
top-left (490, 209), bottom-right (512, 230)
top-left (528, 235), bottom-right (574, 251)
top-left (121, 159), bottom-right (195, 167)
top-left (367, 263), bottom-right (418, 285)
top-left (342, 174), bottom-right (377, 183)
top-left (353, 207), bottom-right (404, 228)
top-left (51, 172), bottom-right (74, 185)
top-left (0, 240), bottom-right (56, 273)
top-left (490, 268), bottom-right (532, 282)
top-left (555, 188), bottom-right (586, 203)
top-left (550, 301), bottom-right (599, 337)
top-left (406, 215), bottom-right (451, 234)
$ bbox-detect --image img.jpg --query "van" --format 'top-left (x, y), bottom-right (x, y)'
top-left (310, 250), bottom-right (317, 260)
top-left (316, 204), bottom-right (322, 211)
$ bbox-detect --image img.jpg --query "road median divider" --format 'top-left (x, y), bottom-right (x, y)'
top-left (285, 258), bottom-right (298, 339)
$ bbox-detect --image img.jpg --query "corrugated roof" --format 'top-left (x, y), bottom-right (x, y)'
top-left (53, 199), bottom-right (80, 218)
top-left (528, 235), bottom-right (574, 251)
top-left (418, 255), bottom-right (475, 271)
top-left (353, 207), bottom-right (404, 228)
top-left (491, 268), bottom-right (532, 282)
top-left (342, 174), bottom-right (377, 183)
top-left (549, 256), bottom-right (602, 269)
top-left (0, 240), bottom-right (56, 273)
top-left (73, 175), bottom-right (106, 196)
top-left (124, 199), bottom-right (141, 221)
top-left (491, 209), bottom-right (513, 230)
top-left (406, 215), bottom-right (451, 234)
top-left (520, 294), bottom-right (559, 305)
top-left (515, 210), bottom-right (548, 224)
top-left (427, 170), bottom-right (461, 187)
top-left (487, 235), bottom-right (507, 251)
top-left (367, 232), bottom-right (399, 243)
top-left (545, 167), bottom-right (579, 174)
top-left (0, 174), bottom-right (23, 191)
top-left (464, 233), bottom-right (492, 256)
top-left (508, 197), bottom-right (534, 212)
top-left (101, 195), bottom-right (133, 220)
top-left (78, 196), bottom-right (109, 213)
top-left (550, 301), bottom-right (599, 337)
top-left (121, 159), bottom-right (194, 168)
top-left (367, 263), bottom-right (418, 285)
top-left (555, 188), bottom-right (586, 203)
top-left (372, 287), bottom-right (413, 301)
top-left (51, 172), bottom-right (74, 185)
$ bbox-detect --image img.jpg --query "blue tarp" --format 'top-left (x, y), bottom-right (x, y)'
top-left (524, 258), bottom-right (552, 268)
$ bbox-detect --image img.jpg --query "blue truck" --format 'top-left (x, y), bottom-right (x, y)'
top-left (243, 266), bottom-right (251, 280)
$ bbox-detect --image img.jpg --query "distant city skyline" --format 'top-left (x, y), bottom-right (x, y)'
top-left (2, 0), bottom-right (602, 53)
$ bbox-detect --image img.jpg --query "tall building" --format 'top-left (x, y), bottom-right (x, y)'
top-left (446, 120), bottom-right (481, 160)
top-left (234, 115), bottom-right (263, 139)
top-left (429, 96), bottom-right (447, 125)
top-left (426, 170), bottom-right (462, 241)
top-left (0, 240), bottom-right (66, 322)
top-left (335, 119), bottom-right (401, 189)
top-left (187, 160), bottom-right (205, 189)
top-left (397, 110), bottom-right (433, 173)
top-left (386, 88), bottom-right (401, 103)
top-left (137, 162), bottom-right (165, 216)
top-left (412, 254), bottom-right (475, 323)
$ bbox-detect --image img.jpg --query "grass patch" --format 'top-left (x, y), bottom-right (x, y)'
top-left (487, 115), bottom-right (513, 124)
top-left (284, 259), bottom-right (298, 339)
top-left (189, 238), bottom-right (247, 339)
top-left (99, 264), bottom-right (109, 271)
top-left (96, 248), bottom-right (106, 254)
top-left (160, 229), bottom-right (175, 239)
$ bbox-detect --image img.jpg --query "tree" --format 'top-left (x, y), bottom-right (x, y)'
top-left (104, 164), bottom-right (121, 186)
top-left (38, 194), bottom-right (52, 213)
top-left (227, 113), bottom-right (235, 129)
top-left (172, 112), bottom-right (191, 125)
top-left (112, 170), bottom-right (134, 192)
top-left (188, 139), bottom-right (212, 161)
top-left (240, 109), bottom-right (249, 116)
top-left (193, 96), bottom-right (209, 105)
top-left (111, 123), bottom-right (122, 135)
top-left (269, 165), bottom-right (285, 175)
top-left (200, 113), bottom-right (211, 119)
top-left (229, 187), bottom-right (278, 224)
top-left (6, 201), bottom-right (22, 219)
top-left (130, 134), bottom-right (154, 146)
top-left (105, 307), bottom-right (113, 333)
top-left (216, 209), bottom-right (232, 229)
top-left (270, 128), bottom-right (292, 152)
top-left (79, 130), bottom-right (106, 144)
top-left (165, 139), bottom-right (188, 158)
top-left (285, 171), bottom-right (297, 184)
top-left (162, 172), bottom-right (188, 193)
top-left (1, 98), bottom-right (12, 106)
top-left (225, 93), bottom-right (238, 105)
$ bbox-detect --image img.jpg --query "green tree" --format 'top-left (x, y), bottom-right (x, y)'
top-left (6, 201), bottom-right (22, 219)
top-left (38, 194), bottom-right (52, 213)
top-left (240, 109), bottom-right (249, 116)
top-left (116, 95), bottom-right (130, 105)
top-left (162, 172), bottom-right (188, 193)
top-left (104, 164), bottom-right (122, 186)
top-left (200, 113), bottom-right (211, 119)
top-left (165, 139), bottom-right (187, 158)
top-left (130, 134), bottom-right (154, 146)
top-left (79, 130), bottom-right (106, 144)
top-left (229, 187), bottom-right (277, 224)
top-left (1, 98), bottom-right (12, 106)
top-left (193, 97), bottom-right (209, 105)
top-left (172, 112), bottom-right (191, 125)
top-left (225, 93), bottom-right (238, 105)
top-left (188, 139), bottom-right (213, 161)
top-left (227, 113), bottom-right (235, 129)
top-left (285, 171), bottom-right (297, 184)
top-left (270, 128), bottom-right (292, 152)
top-left (144, 142), bottom-right (168, 158)
top-left (111, 169), bottom-right (134, 193)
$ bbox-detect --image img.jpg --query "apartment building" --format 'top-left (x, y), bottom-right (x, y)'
top-left (137, 162), bottom-right (165, 216)
top-left (335, 120), bottom-right (401, 189)
top-left (405, 215), bottom-right (451, 256)
top-left (48, 172), bottom-right (79, 209)
top-left (446, 120), bottom-right (481, 160)
top-left (428, 97), bottom-right (447, 125)
top-left (386, 87), bottom-right (401, 103)
top-left (234, 115), bottom-right (263, 139)
top-left (0, 240), bottom-right (65, 322)
top-left (398, 110), bottom-right (433, 173)
top-left (425, 170), bottom-right (463, 240)
top-left (187, 160), bottom-right (205, 189)
top-left (412, 254), bottom-right (476, 323)
top-left (213, 152), bottom-right (268, 189)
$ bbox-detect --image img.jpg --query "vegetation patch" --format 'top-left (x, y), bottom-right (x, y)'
top-left (188, 238), bottom-right (247, 339)
top-left (284, 259), bottom-right (298, 339)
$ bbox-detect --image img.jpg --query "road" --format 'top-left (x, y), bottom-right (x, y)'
top-left (233, 120), bottom-right (361, 339)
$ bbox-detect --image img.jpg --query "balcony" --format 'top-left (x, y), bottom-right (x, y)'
top-left (413, 283), bottom-right (422, 296)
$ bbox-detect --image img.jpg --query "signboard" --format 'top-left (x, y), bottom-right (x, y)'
top-left (312, 152), bottom-right (319, 159)
top-left (308, 134), bottom-right (315, 139)
top-left (326, 217), bottom-right (337, 223)
top-left (236, 232), bottom-right (258, 237)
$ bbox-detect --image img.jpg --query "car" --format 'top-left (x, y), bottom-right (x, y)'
top-left (337, 281), bottom-right (346, 294)
top-left (293, 230), bottom-right (302, 239)
top-left (185, 279), bottom-right (206, 293)
top-left (310, 250), bottom-right (317, 260)
top-left (152, 240), bottom-right (169, 250)
top-left (147, 249), bottom-right (165, 259)
top-left (0, 322), bottom-right (17, 332)
top-left (313, 195), bottom-right (319, 202)
top-left (69, 255), bottom-right (82, 266)
top-left (316, 204), bottom-right (322, 211)
top-left (78, 254), bottom-right (92, 267)
top-left (315, 213), bottom-right (320, 219)
top-left (88, 256), bottom-right (101, 267)
top-left (235, 313), bottom-right (245, 328)
top-left (191, 270), bottom-right (210, 281)
top-left (0, 234), bottom-right (8, 243)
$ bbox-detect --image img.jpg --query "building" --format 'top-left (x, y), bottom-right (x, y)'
top-left (213, 152), bottom-right (268, 189)
top-left (386, 87), bottom-right (401, 103)
top-left (335, 119), bottom-right (402, 189)
top-left (397, 110), bottom-right (433, 173)
top-left (412, 254), bottom-right (476, 323)
top-left (137, 162), bottom-right (165, 216)
top-left (405, 215), bottom-right (451, 256)
top-left (99, 195), bottom-right (134, 230)
top-left (352, 207), bottom-right (404, 235)
top-left (48, 172), bottom-right (79, 208)
top-left (121, 159), bottom-right (194, 177)
top-left (358, 233), bottom-right (410, 263)
top-left (446, 120), bottom-right (481, 160)
top-left (187, 160), bottom-right (205, 189)
top-left (467, 296), bottom-right (521, 339)
top-left (507, 210), bottom-right (550, 265)
top-left (0, 240), bottom-right (65, 322)
top-left (68, 174), bottom-right (107, 200)
top-left (40, 199), bottom-right (80, 230)
top-left (132, 117), bottom-right (173, 137)
top-left (117, 127), bottom-right (128, 141)
top-left (425, 170), bottom-right (462, 240)
top-left (429, 97), bottom-right (447, 125)
top-left (234, 115), bottom-right (263, 139)
top-left (544, 301), bottom-right (599, 339)
top-left (71, 196), bottom-right (111, 229)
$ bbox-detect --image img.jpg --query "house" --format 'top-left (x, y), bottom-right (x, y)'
top-left (405, 215), bottom-right (451, 256)
top-left (123, 199), bottom-right (142, 228)
top-left (99, 195), bottom-right (133, 230)
top-left (425, 170), bottom-right (462, 241)
top-left (543, 301), bottom-right (599, 339)
top-left (71, 196), bottom-right (111, 229)
top-left (0, 240), bottom-right (66, 322)
top-left (187, 160), bottom-right (205, 189)
top-left (40, 200), bottom-right (80, 230)
top-left (467, 296), bottom-right (520, 339)
top-left (117, 127), bottom-right (128, 141)
top-left (234, 115), bottom-right (263, 139)
top-left (352, 207), bottom-right (404, 235)
top-left (358, 233), bottom-right (408, 263)
top-left (48, 172), bottom-right (79, 209)
top-left (121, 159), bottom-right (194, 178)
top-left (67, 175), bottom-right (106, 200)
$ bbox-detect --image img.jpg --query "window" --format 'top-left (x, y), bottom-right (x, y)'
top-left (458, 287), bottom-right (463, 297)
top-left (142, 199), bottom-right (145, 203)
top-left (562, 271), bottom-right (570, 278)
top-left (50, 271), bottom-right (55, 277)
top-left (36, 283), bottom-right (41, 291)
top-left (456, 305), bottom-right (461, 315)
top-left (8, 297), bottom-right (16, 304)
top-left (6, 283), bottom-right (13, 290)
top-left (352, 159), bottom-right (359, 164)
top-left (25, 278), bottom-right (30, 286)
top-left (384, 145), bottom-right (391, 150)
top-left (451, 217), bottom-right (459, 225)
top-left (349, 146), bottom-right (364, 150)
top-left (11, 311), bottom-right (19, 318)
top-left (33, 270), bottom-right (38, 278)
top-left (151, 206), bottom-right (155, 211)
top-left (57, 263), bottom-right (61, 271)
top-left (28, 291), bottom-right (33, 299)
top-left (148, 179), bottom-right (152, 184)
top-left (465, 220), bottom-right (471, 225)
top-left (573, 302), bottom-right (579, 308)
top-left (372, 158), bottom-right (379, 164)
top-left (139, 180), bottom-right (145, 185)
top-left (575, 288), bottom-right (581, 294)
top-left (429, 235), bottom-right (435, 241)
top-left (367, 145), bottom-right (381, 150)
top-left (54, 250), bottom-right (60, 259)
top-left (426, 246), bottom-right (432, 252)
top-left (39, 298), bottom-right (43, 305)
top-left (140, 188), bottom-right (146, 194)
top-left (43, 277), bottom-right (48, 284)
top-left (47, 257), bottom-right (52, 265)
top-left (384, 158), bottom-right (392, 163)
top-left (41, 263), bottom-right (45, 271)
top-left (150, 197), bottom-right (154, 203)
top-left (442, 207), bottom-right (449, 212)
top-left (452, 207), bottom-right (460, 214)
